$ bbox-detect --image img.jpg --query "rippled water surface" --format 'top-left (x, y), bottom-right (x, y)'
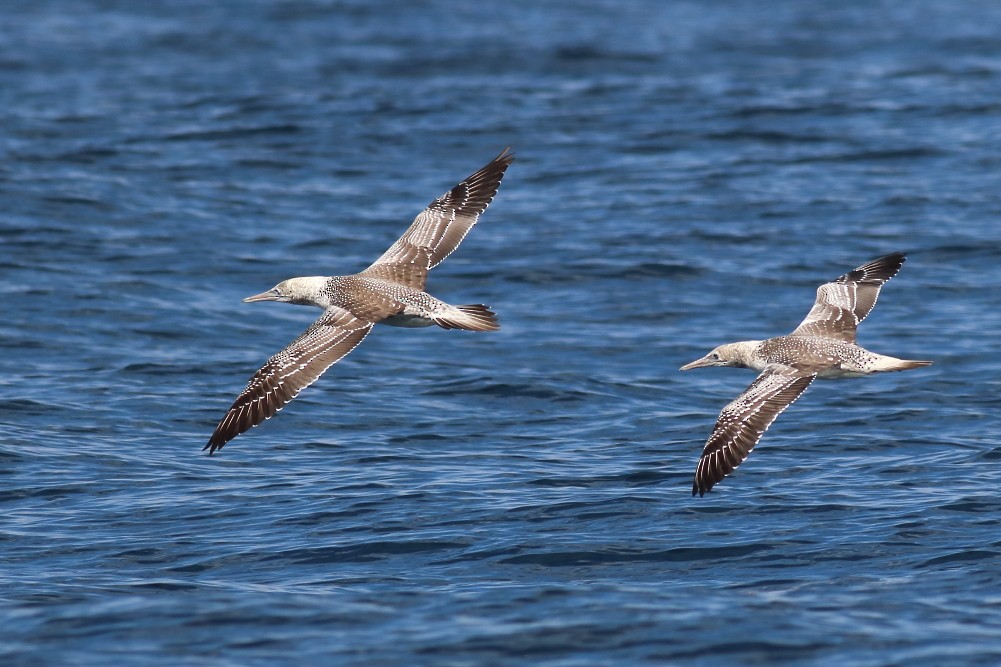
top-left (3, 1), bottom-right (1001, 665)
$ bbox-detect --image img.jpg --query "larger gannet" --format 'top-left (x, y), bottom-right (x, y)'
top-left (680, 252), bottom-right (931, 496)
top-left (205, 149), bottom-right (513, 454)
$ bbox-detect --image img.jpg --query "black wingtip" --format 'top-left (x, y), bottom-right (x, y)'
top-left (484, 148), bottom-right (514, 180)
top-left (873, 251), bottom-right (907, 270)
top-left (495, 146), bottom-right (515, 164)
top-left (844, 251), bottom-right (907, 284)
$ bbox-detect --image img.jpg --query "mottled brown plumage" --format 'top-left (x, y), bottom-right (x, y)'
top-left (681, 252), bottom-right (931, 496)
top-left (206, 149), bottom-right (513, 454)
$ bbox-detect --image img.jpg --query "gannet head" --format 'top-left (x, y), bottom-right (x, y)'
top-left (680, 342), bottom-right (759, 371)
top-left (244, 277), bottom-right (326, 306)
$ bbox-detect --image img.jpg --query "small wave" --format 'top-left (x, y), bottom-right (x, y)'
top-left (499, 543), bottom-right (772, 566)
top-left (161, 124), bottom-right (301, 142)
top-left (263, 540), bottom-right (470, 565)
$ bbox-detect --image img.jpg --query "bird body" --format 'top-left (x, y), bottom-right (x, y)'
top-left (247, 275), bottom-right (497, 331)
top-left (206, 149), bottom-right (513, 454)
top-left (681, 252), bottom-right (931, 496)
top-left (700, 336), bottom-right (930, 378)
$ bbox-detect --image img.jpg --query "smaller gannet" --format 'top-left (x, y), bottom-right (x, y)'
top-left (680, 252), bottom-right (931, 496)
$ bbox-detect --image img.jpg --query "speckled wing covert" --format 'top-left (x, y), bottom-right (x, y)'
top-left (789, 252), bottom-right (906, 343)
top-left (692, 369), bottom-right (816, 497)
top-left (363, 148), bottom-right (514, 290)
top-left (205, 307), bottom-right (373, 454)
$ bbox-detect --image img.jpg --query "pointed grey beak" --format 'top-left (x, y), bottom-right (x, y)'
top-left (243, 289), bottom-right (279, 303)
top-left (680, 355), bottom-right (713, 371)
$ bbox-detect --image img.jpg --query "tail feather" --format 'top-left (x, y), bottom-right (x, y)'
top-left (877, 358), bottom-right (933, 372)
top-left (435, 304), bottom-right (499, 332)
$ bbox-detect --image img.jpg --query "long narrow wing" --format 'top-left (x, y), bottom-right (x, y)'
top-left (361, 148), bottom-right (514, 290)
top-left (692, 369), bottom-right (815, 497)
top-left (790, 252), bottom-right (906, 343)
top-left (205, 307), bottom-right (373, 454)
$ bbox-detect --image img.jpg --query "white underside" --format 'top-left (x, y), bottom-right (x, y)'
top-left (815, 368), bottom-right (870, 379)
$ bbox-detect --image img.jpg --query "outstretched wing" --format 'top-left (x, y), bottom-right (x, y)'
top-left (692, 369), bottom-right (815, 497)
top-left (362, 148), bottom-right (514, 290)
top-left (205, 307), bottom-right (373, 454)
top-left (790, 252), bottom-right (906, 343)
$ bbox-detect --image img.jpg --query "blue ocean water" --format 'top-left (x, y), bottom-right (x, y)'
top-left (2, 0), bottom-right (1001, 664)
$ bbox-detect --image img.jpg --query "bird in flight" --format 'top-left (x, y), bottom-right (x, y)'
top-left (206, 149), bottom-right (513, 454)
top-left (680, 252), bottom-right (931, 496)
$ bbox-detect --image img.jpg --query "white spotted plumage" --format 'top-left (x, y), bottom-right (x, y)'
top-left (681, 252), bottom-right (931, 496)
top-left (206, 149), bottom-right (513, 454)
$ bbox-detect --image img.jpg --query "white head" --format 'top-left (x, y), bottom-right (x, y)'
top-left (679, 341), bottom-right (761, 371)
top-left (243, 277), bottom-right (328, 307)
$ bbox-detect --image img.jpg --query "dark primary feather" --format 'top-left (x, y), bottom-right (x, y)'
top-left (790, 252), bottom-right (906, 343)
top-left (692, 370), bottom-right (816, 496)
top-left (205, 308), bottom-right (372, 454)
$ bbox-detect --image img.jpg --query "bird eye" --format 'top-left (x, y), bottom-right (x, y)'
top-left (711, 353), bottom-right (720, 360)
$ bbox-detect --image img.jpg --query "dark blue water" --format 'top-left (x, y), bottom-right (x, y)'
top-left (3, 1), bottom-right (1001, 664)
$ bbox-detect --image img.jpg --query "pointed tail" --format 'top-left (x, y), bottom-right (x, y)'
top-left (434, 304), bottom-right (500, 332)
top-left (874, 358), bottom-right (933, 372)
